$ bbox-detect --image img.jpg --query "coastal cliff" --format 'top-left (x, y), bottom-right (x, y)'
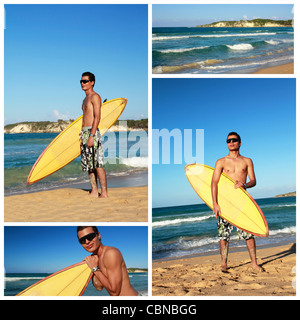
top-left (4, 119), bottom-right (148, 134)
top-left (196, 19), bottom-right (293, 28)
top-left (275, 191), bottom-right (296, 198)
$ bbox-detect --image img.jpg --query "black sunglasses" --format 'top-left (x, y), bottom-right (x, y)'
top-left (80, 79), bottom-right (91, 84)
top-left (227, 138), bottom-right (240, 143)
top-left (78, 232), bottom-right (97, 244)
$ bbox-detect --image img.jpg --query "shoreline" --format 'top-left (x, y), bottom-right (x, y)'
top-left (154, 61), bottom-right (294, 75)
top-left (152, 242), bottom-right (296, 296)
top-left (5, 185), bottom-right (148, 222)
top-left (5, 169), bottom-right (148, 197)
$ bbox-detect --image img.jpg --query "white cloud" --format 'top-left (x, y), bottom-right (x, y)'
top-left (243, 15), bottom-right (248, 20)
top-left (53, 109), bottom-right (70, 120)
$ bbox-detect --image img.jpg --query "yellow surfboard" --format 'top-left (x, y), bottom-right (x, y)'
top-left (16, 262), bottom-right (92, 296)
top-left (185, 163), bottom-right (269, 237)
top-left (27, 98), bottom-right (127, 185)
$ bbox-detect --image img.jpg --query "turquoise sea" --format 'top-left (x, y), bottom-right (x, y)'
top-left (153, 197), bottom-right (296, 261)
top-left (4, 131), bottom-right (148, 195)
top-left (5, 272), bottom-right (148, 296)
top-left (152, 27), bottom-right (294, 73)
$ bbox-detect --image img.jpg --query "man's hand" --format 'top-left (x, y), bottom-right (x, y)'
top-left (84, 254), bottom-right (99, 270)
top-left (213, 203), bottom-right (221, 218)
top-left (234, 180), bottom-right (245, 189)
top-left (87, 136), bottom-right (94, 147)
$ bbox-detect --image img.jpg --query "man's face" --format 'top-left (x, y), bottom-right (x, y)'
top-left (80, 75), bottom-right (94, 91)
top-left (78, 227), bottom-right (100, 253)
top-left (226, 135), bottom-right (241, 151)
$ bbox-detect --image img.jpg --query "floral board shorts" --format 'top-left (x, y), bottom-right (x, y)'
top-left (80, 127), bottom-right (104, 172)
top-left (217, 217), bottom-right (254, 241)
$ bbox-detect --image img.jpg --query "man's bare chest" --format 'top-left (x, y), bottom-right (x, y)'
top-left (223, 160), bottom-right (247, 177)
top-left (82, 99), bottom-right (93, 113)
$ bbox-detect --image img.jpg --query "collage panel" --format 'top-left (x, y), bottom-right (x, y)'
top-left (152, 4), bottom-right (294, 75)
top-left (3, 3), bottom-right (150, 301)
top-left (4, 226), bottom-right (148, 296)
top-left (152, 78), bottom-right (296, 296)
top-left (4, 4), bottom-right (148, 223)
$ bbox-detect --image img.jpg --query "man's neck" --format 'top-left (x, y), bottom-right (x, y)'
top-left (85, 88), bottom-right (94, 96)
top-left (228, 150), bottom-right (240, 159)
top-left (94, 242), bottom-right (104, 256)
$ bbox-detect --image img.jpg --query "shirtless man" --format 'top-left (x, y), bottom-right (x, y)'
top-left (211, 132), bottom-right (262, 272)
top-left (77, 226), bottom-right (138, 296)
top-left (80, 72), bottom-right (108, 198)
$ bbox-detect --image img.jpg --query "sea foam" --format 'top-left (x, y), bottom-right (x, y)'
top-left (226, 43), bottom-right (254, 51)
top-left (120, 156), bottom-right (148, 168)
top-left (265, 40), bottom-right (279, 45)
top-left (5, 276), bottom-right (44, 282)
top-left (158, 46), bottom-right (209, 53)
top-left (153, 32), bottom-right (276, 41)
top-left (153, 215), bottom-right (211, 228)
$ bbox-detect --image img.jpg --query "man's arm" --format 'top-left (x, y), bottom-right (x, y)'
top-left (234, 158), bottom-right (256, 189)
top-left (92, 275), bottom-right (104, 291)
top-left (245, 158), bottom-right (256, 188)
top-left (211, 159), bottom-right (223, 218)
top-left (87, 94), bottom-right (101, 147)
top-left (88, 249), bottom-right (123, 296)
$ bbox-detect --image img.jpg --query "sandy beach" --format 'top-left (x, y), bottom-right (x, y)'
top-left (252, 62), bottom-right (294, 74)
top-left (4, 186), bottom-right (148, 222)
top-left (152, 243), bottom-right (296, 296)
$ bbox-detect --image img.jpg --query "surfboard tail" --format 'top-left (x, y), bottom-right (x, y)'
top-left (16, 261), bottom-right (92, 296)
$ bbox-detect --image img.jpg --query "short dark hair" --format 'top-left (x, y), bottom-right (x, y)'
top-left (77, 226), bottom-right (99, 238)
top-left (82, 72), bottom-right (95, 86)
top-left (227, 131), bottom-right (241, 142)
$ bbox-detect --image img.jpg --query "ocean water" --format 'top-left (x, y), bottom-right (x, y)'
top-left (4, 272), bottom-right (148, 296)
top-left (153, 197), bottom-right (296, 261)
top-left (4, 131), bottom-right (148, 195)
top-left (152, 27), bottom-right (294, 74)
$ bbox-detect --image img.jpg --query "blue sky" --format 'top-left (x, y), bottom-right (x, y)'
top-left (152, 78), bottom-right (296, 208)
top-left (153, 4), bottom-right (294, 27)
top-left (4, 226), bottom-right (148, 273)
top-left (4, 4), bottom-right (148, 125)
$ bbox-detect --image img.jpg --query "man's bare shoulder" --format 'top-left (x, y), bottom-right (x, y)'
top-left (243, 156), bottom-right (254, 166)
top-left (239, 155), bottom-right (253, 163)
top-left (215, 157), bottom-right (226, 166)
top-left (90, 92), bottom-right (101, 103)
top-left (103, 246), bottom-right (122, 261)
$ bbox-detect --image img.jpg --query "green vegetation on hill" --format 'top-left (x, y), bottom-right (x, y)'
top-left (127, 268), bottom-right (148, 273)
top-left (116, 119), bottom-right (148, 130)
top-left (196, 19), bottom-right (293, 28)
top-left (275, 191), bottom-right (296, 198)
top-left (4, 118), bottom-right (148, 133)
